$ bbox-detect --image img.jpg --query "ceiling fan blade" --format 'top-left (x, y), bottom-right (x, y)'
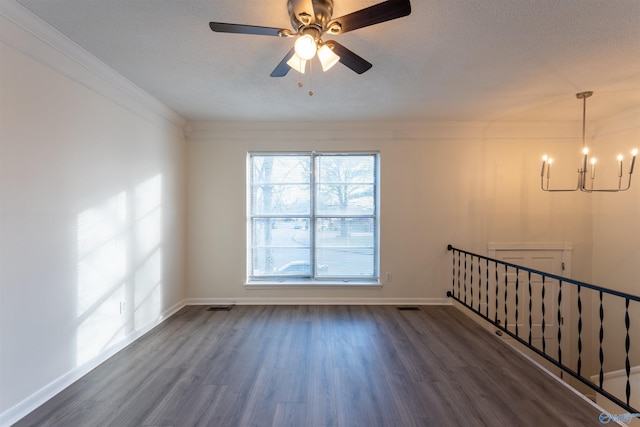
top-left (324, 41), bottom-right (372, 74)
top-left (270, 48), bottom-right (296, 77)
top-left (328, 0), bottom-right (411, 34)
top-left (209, 22), bottom-right (287, 37)
top-left (289, 0), bottom-right (316, 25)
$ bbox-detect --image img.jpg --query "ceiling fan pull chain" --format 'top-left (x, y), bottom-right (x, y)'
top-left (308, 60), bottom-right (314, 96)
top-left (297, 56), bottom-right (304, 88)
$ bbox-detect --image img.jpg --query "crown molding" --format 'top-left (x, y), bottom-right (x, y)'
top-left (188, 112), bottom-right (638, 143)
top-left (0, 0), bottom-right (187, 138)
top-left (187, 120), bottom-right (581, 142)
top-left (592, 106), bottom-right (640, 141)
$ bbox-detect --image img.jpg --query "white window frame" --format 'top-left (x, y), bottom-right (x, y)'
top-left (246, 151), bottom-right (380, 286)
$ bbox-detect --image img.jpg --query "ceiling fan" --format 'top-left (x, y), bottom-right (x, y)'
top-left (209, 0), bottom-right (412, 77)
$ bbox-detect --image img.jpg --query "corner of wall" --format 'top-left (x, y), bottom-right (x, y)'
top-left (0, 0), bottom-right (187, 137)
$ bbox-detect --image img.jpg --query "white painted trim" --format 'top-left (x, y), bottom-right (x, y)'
top-left (244, 282), bottom-right (382, 288)
top-left (0, 300), bottom-right (188, 427)
top-left (0, 0), bottom-right (187, 137)
top-left (185, 297), bottom-right (451, 306)
top-left (487, 242), bottom-right (573, 252)
top-left (487, 241), bottom-right (573, 281)
top-left (187, 120), bottom-right (579, 142)
top-left (593, 106), bottom-right (640, 140)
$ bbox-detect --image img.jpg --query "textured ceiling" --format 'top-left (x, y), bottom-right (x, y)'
top-left (14, 0), bottom-right (640, 123)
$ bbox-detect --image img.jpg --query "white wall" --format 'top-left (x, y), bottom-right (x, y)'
top-left (589, 109), bottom-right (640, 377)
top-left (591, 108), bottom-right (640, 295)
top-left (186, 121), bottom-right (595, 304)
top-left (0, 6), bottom-right (187, 423)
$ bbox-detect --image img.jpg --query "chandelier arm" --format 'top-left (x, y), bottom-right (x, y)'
top-left (540, 178), bottom-right (582, 192)
top-left (582, 174), bottom-right (633, 193)
top-left (542, 188), bottom-right (583, 192)
top-left (540, 163), bottom-right (582, 191)
top-left (579, 168), bottom-right (588, 191)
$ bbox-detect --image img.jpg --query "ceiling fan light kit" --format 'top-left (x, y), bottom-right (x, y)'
top-left (210, 0), bottom-right (412, 93)
top-left (317, 43), bottom-right (340, 71)
top-left (294, 33), bottom-right (318, 60)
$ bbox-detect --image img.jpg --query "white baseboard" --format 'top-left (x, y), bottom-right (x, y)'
top-left (0, 299), bottom-right (188, 427)
top-left (185, 297), bottom-right (451, 306)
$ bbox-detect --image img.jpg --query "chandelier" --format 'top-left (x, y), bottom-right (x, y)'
top-left (540, 91), bottom-right (637, 192)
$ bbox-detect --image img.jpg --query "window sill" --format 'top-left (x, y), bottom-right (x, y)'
top-left (245, 279), bottom-right (381, 289)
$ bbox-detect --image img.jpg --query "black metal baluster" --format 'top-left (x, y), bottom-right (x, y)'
top-left (599, 291), bottom-right (604, 389)
top-left (477, 255), bottom-right (482, 313)
top-left (557, 280), bottom-right (563, 366)
top-left (452, 249), bottom-right (456, 298)
top-left (625, 298), bottom-right (631, 406)
top-left (504, 264), bottom-right (508, 331)
top-left (577, 285), bottom-right (583, 376)
top-left (494, 261), bottom-right (499, 324)
top-left (528, 271), bottom-right (532, 346)
top-left (470, 255), bottom-right (474, 309)
top-left (486, 259), bottom-right (489, 318)
top-left (515, 268), bottom-right (519, 337)
top-left (542, 275), bottom-right (546, 355)
top-left (457, 251), bottom-right (461, 299)
top-left (464, 253), bottom-right (468, 304)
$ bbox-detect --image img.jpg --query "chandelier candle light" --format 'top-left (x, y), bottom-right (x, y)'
top-left (540, 91), bottom-right (637, 192)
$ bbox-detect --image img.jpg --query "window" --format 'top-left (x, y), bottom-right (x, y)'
top-left (248, 152), bottom-right (379, 283)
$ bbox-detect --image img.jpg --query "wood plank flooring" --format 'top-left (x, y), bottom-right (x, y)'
top-left (14, 305), bottom-right (605, 426)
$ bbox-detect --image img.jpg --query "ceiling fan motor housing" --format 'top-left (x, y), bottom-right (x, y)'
top-left (289, 0), bottom-right (334, 31)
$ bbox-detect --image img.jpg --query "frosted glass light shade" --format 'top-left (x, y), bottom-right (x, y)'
top-left (318, 44), bottom-right (340, 72)
top-left (286, 53), bottom-right (307, 74)
top-left (294, 34), bottom-right (317, 60)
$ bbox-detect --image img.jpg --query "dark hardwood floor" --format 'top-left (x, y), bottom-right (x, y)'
top-left (14, 305), bottom-right (604, 426)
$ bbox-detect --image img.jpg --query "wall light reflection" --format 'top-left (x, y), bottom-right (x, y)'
top-left (75, 174), bottom-right (162, 367)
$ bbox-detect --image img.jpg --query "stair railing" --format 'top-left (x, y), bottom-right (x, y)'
top-left (447, 244), bottom-right (639, 414)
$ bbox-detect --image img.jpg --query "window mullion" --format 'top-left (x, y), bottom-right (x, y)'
top-left (310, 153), bottom-right (316, 279)
top-left (374, 155), bottom-right (379, 277)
